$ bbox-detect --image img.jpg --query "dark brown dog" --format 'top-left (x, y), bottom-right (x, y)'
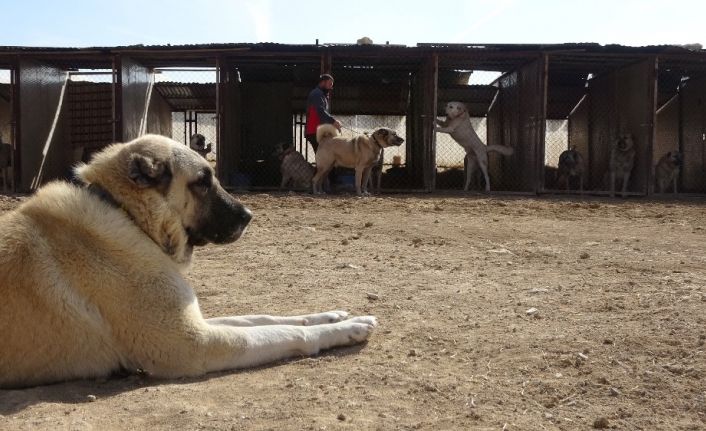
top-left (556, 146), bottom-right (584, 193)
top-left (655, 151), bottom-right (683, 193)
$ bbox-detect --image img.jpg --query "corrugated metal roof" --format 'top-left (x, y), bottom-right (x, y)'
top-left (0, 42), bottom-right (704, 80)
top-left (1, 41), bottom-right (702, 55)
top-left (154, 82), bottom-right (216, 111)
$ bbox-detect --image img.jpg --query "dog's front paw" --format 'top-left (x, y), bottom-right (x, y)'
top-left (303, 310), bottom-right (349, 325)
top-left (345, 315), bottom-right (378, 343)
top-left (348, 315), bottom-right (377, 327)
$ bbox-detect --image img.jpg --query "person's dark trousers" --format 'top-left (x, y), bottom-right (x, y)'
top-left (305, 134), bottom-right (318, 153)
top-left (306, 134), bottom-right (336, 191)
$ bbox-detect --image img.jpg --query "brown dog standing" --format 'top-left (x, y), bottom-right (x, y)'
top-left (312, 124), bottom-right (403, 196)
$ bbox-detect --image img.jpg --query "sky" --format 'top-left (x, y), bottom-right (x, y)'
top-left (2, 0), bottom-right (704, 49)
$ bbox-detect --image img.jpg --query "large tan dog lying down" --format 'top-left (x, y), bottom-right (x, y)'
top-left (0, 134), bottom-right (377, 388)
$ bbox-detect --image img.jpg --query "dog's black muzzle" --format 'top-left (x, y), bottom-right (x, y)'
top-left (616, 138), bottom-right (631, 151)
top-left (188, 188), bottom-right (252, 246)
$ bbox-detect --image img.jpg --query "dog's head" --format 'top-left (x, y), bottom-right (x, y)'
top-left (370, 128), bottom-right (404, 148)
top-left (666, 151), bottom-right (683, 166)
top-left (444, 101), bottom-right (469, 120)
top-left (189, 133), bottom-right (206, 150)
top-left (189, 133), bottom-right (212, 158)
top-left (615, 134), bottom-right (634, 152)
top-left (75, 134), bottom-right (251, 268)
top-left (559, 147), bottom-right (582, 167)
top-left (272, 142), bottom-right (294, 160)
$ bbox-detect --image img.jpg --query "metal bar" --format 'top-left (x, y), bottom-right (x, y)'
top-left (11, 57), bottom-right (20, 191)
top-left (112, 55), bottom-right (122, 142)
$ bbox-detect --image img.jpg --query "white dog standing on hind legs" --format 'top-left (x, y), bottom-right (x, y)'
top-left (0, 134), bottom-right (377, 388)
top-left (436, 101), bottom-right (514, 192)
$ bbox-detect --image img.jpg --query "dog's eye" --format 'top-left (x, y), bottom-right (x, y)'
top-left (191, 169), bottom-right (213, 192)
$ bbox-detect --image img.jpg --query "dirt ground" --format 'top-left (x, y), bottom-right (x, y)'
top-left (1, 191), bottom-right (705, 430)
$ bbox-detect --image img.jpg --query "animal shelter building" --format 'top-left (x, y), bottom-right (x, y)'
top-left (1, 42), bottom-right (705, 195)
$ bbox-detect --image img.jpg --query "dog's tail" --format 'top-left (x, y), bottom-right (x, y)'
top-left (316, 124), bottom-right (339, 142)
top-left (487, 145), bottom-right (514, 156)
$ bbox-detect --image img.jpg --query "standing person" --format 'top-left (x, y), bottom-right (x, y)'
top-left (305, 74), bottom-right (341, 153)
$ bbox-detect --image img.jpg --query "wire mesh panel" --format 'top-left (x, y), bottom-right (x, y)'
top-left (0, 69), bottom-right (11, 145)
top-left (676, 76), bottom-right (706, 194)
top-left (542, 66), bottom-right (588, 193)
top-left (67, 71), bottom-right (114, 164)
top-left (292, 113), bottom-right (409, 192)
top-left (435, 69), bottom-right (498, 191)
top-left (0, 69), bottom-right (10, 140)
top-left (588, 61), bottom-right (655, 196)
top-left (0, 69), bottom-right (13, 191)
top-left (655, 60), bottom-right (706, 195)
top-left (153, 68), bottom-right (218, 169)
top-left (221, 54), bottom-right (420, 193)
top-left (545, 56), bottom-right (656, 196)
top-left (435, 57), bottom-right (544, 194)
top-left (315, 59), bottom-right (417, 192)
top-left (435, 114), bottom-right (489, 190)
top-left (542, 118), bottom-right (576, 191)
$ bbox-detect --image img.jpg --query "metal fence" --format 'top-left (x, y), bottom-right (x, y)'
top-left (67, 70), bottom-right (114, 164)
top-left (3, 45), bottom-right (705, 196)
top-left (154, 68), bottom-right (218, 168)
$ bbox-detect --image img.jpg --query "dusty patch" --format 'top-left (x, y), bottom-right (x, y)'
top-left (1, 192), bottom-right (705, 430)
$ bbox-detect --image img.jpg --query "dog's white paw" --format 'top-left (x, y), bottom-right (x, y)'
top-left (347, 315), bottom-right (378, 327)
top-left (303, 310), bottom-right (349, 325)
top-left (344, 315), bottom-right (378, 343)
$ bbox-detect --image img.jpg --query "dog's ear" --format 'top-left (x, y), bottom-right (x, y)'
top-left (128, 153), bottom-right (172, 189)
